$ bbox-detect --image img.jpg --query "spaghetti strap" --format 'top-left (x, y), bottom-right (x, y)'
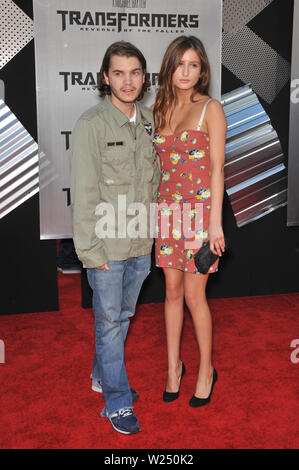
top-left (197, 98), bottom-right (212, 131)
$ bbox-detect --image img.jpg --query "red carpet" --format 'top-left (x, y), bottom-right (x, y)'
top-left (0, 272), bottom-right (299, 449)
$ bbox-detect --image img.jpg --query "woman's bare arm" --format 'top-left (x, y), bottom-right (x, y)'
top-left (205, 100), bottom-right (227, 256)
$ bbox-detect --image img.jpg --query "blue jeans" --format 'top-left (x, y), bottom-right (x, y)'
top-left (87, 254), bottom-right (151, 417)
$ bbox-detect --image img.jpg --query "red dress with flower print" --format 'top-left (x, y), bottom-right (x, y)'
top-left (153, 109), bottom-right (219, 274)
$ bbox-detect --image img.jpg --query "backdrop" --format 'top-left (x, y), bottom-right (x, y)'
top-left (0, 0), bottom-right (298, 315)
top-left (33, 0), bottom-right (222, 239)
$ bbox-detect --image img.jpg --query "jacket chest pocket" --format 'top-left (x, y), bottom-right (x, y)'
top-left (100, 150), bottom-right (133, 193)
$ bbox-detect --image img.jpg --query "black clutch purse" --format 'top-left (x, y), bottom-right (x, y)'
top-left (194, 239), bottom-right (227, 274)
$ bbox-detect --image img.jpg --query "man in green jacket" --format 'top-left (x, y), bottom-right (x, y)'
top-left (70, 41), bottom-right (160, 435)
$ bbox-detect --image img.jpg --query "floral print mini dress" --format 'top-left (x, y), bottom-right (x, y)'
top-left (153, 99), bottom-right (219, 274)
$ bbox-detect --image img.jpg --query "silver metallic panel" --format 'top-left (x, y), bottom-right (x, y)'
top-left (287, 0), bottom-right (299, 226)
top-left (222, 85), bottom-right (287, 227)
top-left (0, 99), bottom-right (39, 219)
top-left (230, 176), bottom-right (288, 227)
top-left (0, 80), bottom-right (4, 100)
top-left (0, 0), bottom-right (33, 70)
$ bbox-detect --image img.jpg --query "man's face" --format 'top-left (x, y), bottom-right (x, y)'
top-left (104, 55), bottom-right (145, 107)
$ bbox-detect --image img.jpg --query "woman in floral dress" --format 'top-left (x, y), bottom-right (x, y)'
top-left (153, 36), bottom-right (227, 407)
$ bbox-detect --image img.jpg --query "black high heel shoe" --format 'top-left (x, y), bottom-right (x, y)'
top-left (163, 361), bottom-right (186, 402)
top-left (189, 368), bottom-right (218, 407)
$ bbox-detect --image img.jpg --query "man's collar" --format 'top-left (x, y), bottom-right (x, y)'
top-left (103, 95), bottom-right (142, 127)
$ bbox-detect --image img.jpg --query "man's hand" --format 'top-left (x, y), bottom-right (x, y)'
top-left (96, 263), bottom-right (109, 270)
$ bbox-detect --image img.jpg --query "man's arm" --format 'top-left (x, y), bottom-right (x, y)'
top-left (149, 105), bottom-right (161, 201)
top-left (70, 118), bottom-right (109, 268)
top-left (152, 153), bottom-right (161, 202)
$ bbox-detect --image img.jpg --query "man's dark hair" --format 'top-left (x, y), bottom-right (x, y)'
top-left (98, 41), bottom-right (150, 101)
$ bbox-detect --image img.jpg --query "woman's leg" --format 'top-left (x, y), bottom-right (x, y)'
top-left (184, 273), bottom-right (214, 398)
top-left (163, 268), bottom-right (185, 393)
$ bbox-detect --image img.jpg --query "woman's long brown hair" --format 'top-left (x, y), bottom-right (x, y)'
top-left (153, 36), bottom-right (211, 132)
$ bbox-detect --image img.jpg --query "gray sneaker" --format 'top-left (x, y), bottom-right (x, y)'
top-left (91, 378), bottom-right (103, 393)
top-left (91, 378), bottom-right (139, 402)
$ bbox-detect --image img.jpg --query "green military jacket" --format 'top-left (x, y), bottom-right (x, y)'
top-left (70, 95), bottom-right (160, 268)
